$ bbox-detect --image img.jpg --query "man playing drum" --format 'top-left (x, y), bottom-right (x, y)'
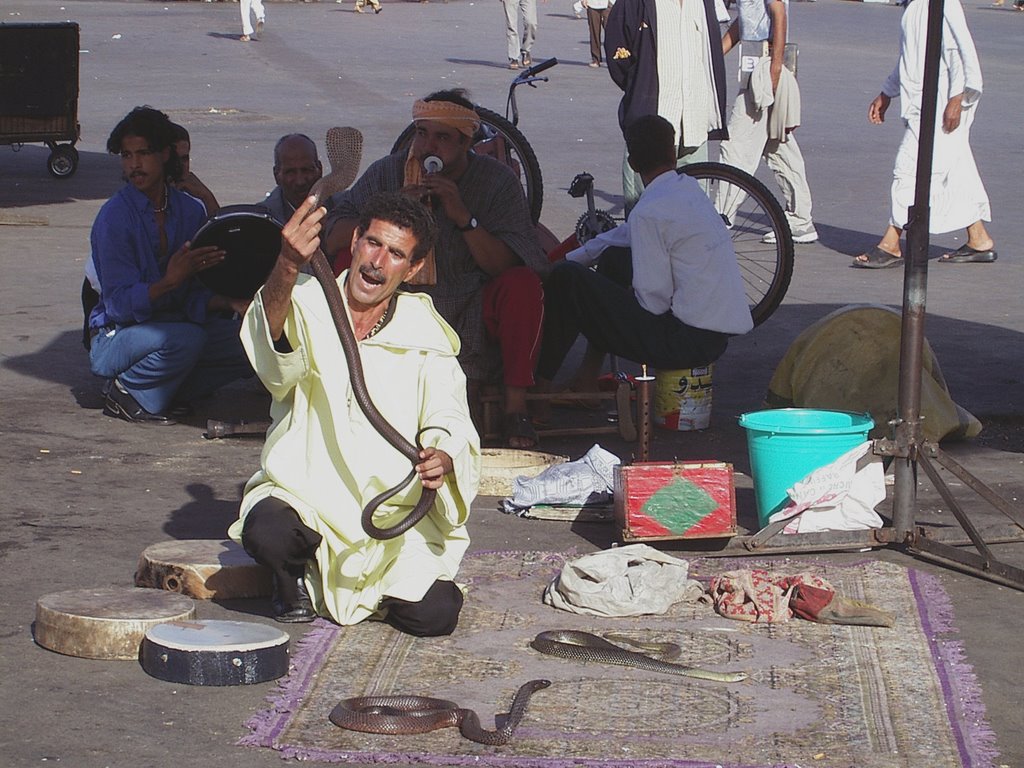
top-left (229, 193), bottom-right (481, 637)
top-left (87, 106), bottom-right (253, 424)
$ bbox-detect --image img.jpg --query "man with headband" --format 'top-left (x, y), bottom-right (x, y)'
top-left (324, 89), bottom-right (548, 449)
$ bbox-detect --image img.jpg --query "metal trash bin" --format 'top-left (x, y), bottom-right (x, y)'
top-left (0, 21), bottom-right (81, 178)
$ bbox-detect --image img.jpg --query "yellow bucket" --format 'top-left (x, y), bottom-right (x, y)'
top-left (654, 366), bottom-right (713, 431)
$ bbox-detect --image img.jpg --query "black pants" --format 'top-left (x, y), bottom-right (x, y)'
top-left (536, 247), bottom-right (729, 380)
top-left (241, 497), bottom-right (464, 637)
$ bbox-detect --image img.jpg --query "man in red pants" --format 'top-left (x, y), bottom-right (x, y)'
top-left (323, 89), bottom-right (549, 448)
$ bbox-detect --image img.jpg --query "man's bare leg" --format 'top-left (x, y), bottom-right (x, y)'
top-left (964, 220), bottom-right (995, 251)
top-left (854, 224), bottom-right (903, 265)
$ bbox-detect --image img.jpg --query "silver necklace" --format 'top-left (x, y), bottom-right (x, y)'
top-left (153, 187), bottom-right (169, 214)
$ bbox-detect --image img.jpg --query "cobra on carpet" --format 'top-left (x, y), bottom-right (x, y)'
top-left (238, 551), bottom-right (998, 767)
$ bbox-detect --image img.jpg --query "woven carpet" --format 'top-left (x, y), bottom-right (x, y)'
top-left (239, 551), bottom-right (998, 767)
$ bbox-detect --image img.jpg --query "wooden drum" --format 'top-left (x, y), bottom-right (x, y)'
top-left (141, 619), bottom-right (290, 686)
top-left (135, 539), bottom-right (272, 600)
top-left (34, 587), bottom-right (197, 660)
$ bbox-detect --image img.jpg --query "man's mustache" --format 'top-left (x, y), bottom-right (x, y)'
top-left (360, 266), bottom-right (386, 283)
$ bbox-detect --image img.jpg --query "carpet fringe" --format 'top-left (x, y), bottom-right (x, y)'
top-left (911, 569), bottom-right (1001, 768)
top-left (236, 617), bottom-right (340, 748)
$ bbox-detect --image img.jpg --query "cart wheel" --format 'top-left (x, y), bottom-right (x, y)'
top-left (47, 144), bottom-right (78, 178)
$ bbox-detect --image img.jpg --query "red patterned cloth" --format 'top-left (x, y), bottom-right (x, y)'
top-left (706, 569), bottom-right (834, 623)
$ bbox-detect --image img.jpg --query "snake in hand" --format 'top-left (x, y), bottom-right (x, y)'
top-left (305, 186), bottom-right (440, 540)
top-left (531, 630), bottom-right (748, 683)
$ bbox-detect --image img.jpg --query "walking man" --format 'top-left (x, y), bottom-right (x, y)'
top-left (605, 0), bottom-right (730, 211)
top-left (503, 0), bottom-right (539, 70)
top-left (853, 0), bottom-right (995, 267)
top-left (239, 0), bottom-right (265, 42)
top-left (717, 0), bottom-right (818, 243)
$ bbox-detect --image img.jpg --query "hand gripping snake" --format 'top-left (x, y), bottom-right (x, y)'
top-left (531, 630), bottom-right (748, 683)
top-left (329, 679), bottom-right (551, 744)
top-left (304, 187), bottom-right (441, 540)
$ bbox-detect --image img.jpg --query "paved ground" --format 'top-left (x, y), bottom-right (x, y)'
top-left (1, 1), bottom-right (1022, 766)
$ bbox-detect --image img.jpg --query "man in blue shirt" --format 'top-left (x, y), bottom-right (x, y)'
top-left (88, 106), bottom-right (253, 424)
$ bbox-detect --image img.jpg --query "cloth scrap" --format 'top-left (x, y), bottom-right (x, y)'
top-left (705, 569), bottom-right (894, 626)
top-left (500, 443), bottom-right (620, 515)
top-left (543, 544), bottom-right (704, 617)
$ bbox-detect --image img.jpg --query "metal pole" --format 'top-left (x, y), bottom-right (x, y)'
top-left (891, 0), bottom-right (946, 537)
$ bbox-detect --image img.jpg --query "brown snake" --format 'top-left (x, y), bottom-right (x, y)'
top-left (531, 630), bottom-right (748, 683)
top-left (329, 679), bottom-right (551, 744)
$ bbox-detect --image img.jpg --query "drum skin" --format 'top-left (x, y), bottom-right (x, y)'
top-left (191, 204), bottom-right (283, 299)
top-left (141, 619), bottom-right (290, 686)
top-left (34, 587), bottom-right (197, 660)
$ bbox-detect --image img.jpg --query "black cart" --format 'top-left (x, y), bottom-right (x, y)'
top-left (0, 21), bottom-right (81, 178)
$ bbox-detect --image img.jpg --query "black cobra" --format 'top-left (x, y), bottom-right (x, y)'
top-left (304, 187), bottom-right (443, 540)
top-left (329, 679), bottom-right (551, 744)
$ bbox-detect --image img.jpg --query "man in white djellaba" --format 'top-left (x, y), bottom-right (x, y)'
top-left (853, 0), bottom-right (996, 268)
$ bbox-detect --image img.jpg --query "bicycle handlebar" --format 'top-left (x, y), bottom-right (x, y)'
top-left (507, 58), bottom-right (558, 126)
top-left (519, 57), bottom-right (558, 80)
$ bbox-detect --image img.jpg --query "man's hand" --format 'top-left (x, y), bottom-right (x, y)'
top-left (416, 447), bottom-right (454, 490)
top-left (166, 242), bottom-right (224, 287)
top-left (280, 196), bottom-right (327, 271)
top-left (770, 60), bottom-right (783, 93)
top-left (942, 95), bottom-right (963, 133)
top-left (406, 174), bottom-right (472, 229)
top-left (868, 93), bottom-right (891, 124)
top-left (262, 196), bottom-right (326, 341)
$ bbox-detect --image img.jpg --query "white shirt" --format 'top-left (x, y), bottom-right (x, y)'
top-left (881, 0), bottom-right (982, 121)
top-left (569, 171), bottom-right (753, 336)
top-left (737, 0), bottom-right (787, 42)
top-left (655, 0), bottom-right (713, 149)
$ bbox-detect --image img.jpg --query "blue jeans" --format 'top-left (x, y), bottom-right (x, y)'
top-left (90, 317), bottom-right (253, 414)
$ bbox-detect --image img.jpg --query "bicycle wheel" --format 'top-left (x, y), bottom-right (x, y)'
top-left (679, 162), bottom-right (794, 326)
top-left (390, 106), bottom-right (544, 224)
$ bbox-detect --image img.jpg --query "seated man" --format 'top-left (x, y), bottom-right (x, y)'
top-left (536, 114), bottom-right (753, 394)
top-left (228, 192), bottom-right (480, 636)
top-left (322, 89), bottom-right (548, 448)
top-left (88, 106), bottom-right (253, 424)
top-left (260, 133), bottom-right (332, 225)
top-left (170, 123), bottom-right (220, 216)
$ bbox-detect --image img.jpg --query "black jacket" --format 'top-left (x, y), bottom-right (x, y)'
top-left (605, 0), bottom-right (729, 143)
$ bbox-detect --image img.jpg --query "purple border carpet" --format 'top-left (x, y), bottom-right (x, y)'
top-left (238, 551), bottom-right (998, 767)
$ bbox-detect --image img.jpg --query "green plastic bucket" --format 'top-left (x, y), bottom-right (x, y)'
top-left (738, 408), bottom-right (874, 529)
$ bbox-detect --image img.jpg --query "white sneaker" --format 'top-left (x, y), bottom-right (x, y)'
top-left (762, 226), bottom-right (818, 244)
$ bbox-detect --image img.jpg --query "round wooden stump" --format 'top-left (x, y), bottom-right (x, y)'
top-left (34, 587), bottom-right (196, 660)
top-left (134, 539), bottom-right (272, 600)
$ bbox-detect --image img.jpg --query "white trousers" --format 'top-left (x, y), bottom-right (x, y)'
top-left (240, 0), bottom-right (265, 37)
top-left (503, 0), bottom-right (538, 62)
top-left (889, 107), bottom-right (990, 233)
top-left (717, 86), bottom-right (814, 232)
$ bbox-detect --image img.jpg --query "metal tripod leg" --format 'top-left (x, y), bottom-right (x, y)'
top-left (902, 445), bottom-right (1024, 590)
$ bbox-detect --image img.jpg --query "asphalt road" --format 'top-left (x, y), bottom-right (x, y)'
top-left (1, 1), bottom-right (1022, 767)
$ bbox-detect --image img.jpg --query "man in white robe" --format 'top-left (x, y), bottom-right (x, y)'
top-left (854, 0), bottom-right (996, 268)
top-left (228, 192), bottom-right (481, 636)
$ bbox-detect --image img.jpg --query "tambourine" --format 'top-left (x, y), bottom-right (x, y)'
top-left (192, 204), bottom-right (284, 299)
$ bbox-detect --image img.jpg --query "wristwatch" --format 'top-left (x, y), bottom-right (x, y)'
top-left (458, 216), bottom-right (478, 232)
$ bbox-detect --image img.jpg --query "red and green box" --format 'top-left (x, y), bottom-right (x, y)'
top-left (613, 461), bottom-right (737, 541)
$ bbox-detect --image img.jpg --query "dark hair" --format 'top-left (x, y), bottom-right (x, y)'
top-left (357, 193), bottom-right (437, 263)
top-left (170, 122), bottom-right (190, 145)
top-left (273, 133), bottom-right (318, 170)
top-left (107, 106), bottom-right (183, 182)
top-left (422, 88), bottom-right (475, 111)
top-left (625, 114), bottom-right (676, 176)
